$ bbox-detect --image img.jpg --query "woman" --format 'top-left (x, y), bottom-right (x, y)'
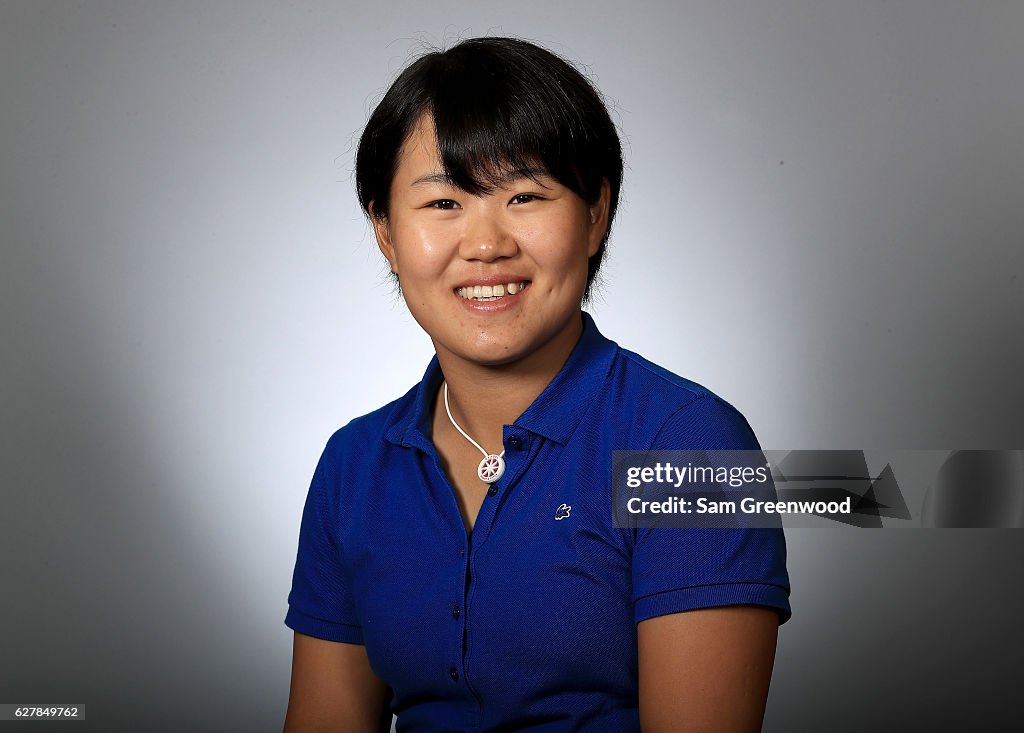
top-left (284, 37), bottom-right (791, 732)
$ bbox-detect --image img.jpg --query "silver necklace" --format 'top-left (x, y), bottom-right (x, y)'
top-left (443, 382), bottom-right (506, 484)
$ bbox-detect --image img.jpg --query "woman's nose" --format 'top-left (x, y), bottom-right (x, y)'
top-left (459, 211), bottom-right (518, 262)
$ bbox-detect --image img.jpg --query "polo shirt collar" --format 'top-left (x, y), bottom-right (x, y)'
top-left (384, 311), bottom-right (618, 449)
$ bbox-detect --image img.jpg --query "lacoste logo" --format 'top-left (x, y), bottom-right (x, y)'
top-left (554, 503), bottom-right (572, 520)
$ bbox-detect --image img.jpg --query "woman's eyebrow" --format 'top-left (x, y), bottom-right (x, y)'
top-left (410, 171), bottom-right (455, 188)
top-left (409, 168), bottom-right (553, 189)
top-left (491, 167), bottom-right (551, 186)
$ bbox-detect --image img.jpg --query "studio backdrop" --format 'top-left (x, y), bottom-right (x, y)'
top-left (2, 1), bottom-right (1022, 731)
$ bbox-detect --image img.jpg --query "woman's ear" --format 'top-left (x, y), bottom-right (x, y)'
top-left (369, 202), bottom-right (397, 274)
top-left (587, 178), bottom-right (612, 257)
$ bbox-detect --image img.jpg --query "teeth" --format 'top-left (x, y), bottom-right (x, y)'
top-left (457, 282), bottom-right (528, 301)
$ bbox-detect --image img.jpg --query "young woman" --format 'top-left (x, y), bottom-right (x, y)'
top-left (284, 37), bottom-right (791, 733)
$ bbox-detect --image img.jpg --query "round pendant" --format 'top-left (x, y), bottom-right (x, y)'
top-left (477, 454), bottom-right (505, 483)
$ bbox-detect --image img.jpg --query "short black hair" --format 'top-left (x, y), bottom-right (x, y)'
top-left (355, 37), bottom-right (623, 301)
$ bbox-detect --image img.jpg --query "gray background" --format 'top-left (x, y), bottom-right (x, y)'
top-left (2, 1), bottom-right (1022, 731)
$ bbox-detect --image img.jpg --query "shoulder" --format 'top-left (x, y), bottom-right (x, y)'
top-left (606, 345), bottom-right (760, 451)
top-left (314, 381), bottom-right (420, 478)
top-left (297, 381), bottom-right (425, 533)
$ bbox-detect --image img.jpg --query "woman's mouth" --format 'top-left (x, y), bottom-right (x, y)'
top-left (455, 281), bottom-right (530, 302)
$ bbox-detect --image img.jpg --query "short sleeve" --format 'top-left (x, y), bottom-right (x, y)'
top-left (632, 395), bottom-right (792, 625)
top-left (285, 438), bottom-right (364, 643)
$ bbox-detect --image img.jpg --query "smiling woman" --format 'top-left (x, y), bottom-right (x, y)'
top-left (283, 37), bottom-right (791, 733)
top-left (373, 113), bottom-right (607, 370)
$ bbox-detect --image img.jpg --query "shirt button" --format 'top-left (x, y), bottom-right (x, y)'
top-left (507, 435), bottom-right (522, 449)
top-left (487, 485), bottom-right (498, 497)
top-left (452, 603), bottom-right (461, 619)
top-left (449, 666), bottom-right (459, 682)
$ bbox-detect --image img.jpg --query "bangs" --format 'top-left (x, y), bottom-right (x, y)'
top-left (422, 46), bottom-right (588, 197)
top-left (427, 99), bottom-right (556, 195)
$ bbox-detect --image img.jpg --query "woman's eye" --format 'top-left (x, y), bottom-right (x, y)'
top-left (428, 199), bottom-right (460, 210)
top-left (510, 194), bottom-right (541, 205)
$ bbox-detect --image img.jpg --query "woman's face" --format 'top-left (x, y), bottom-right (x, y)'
top-left (373, 114), bottom-right (609, 369)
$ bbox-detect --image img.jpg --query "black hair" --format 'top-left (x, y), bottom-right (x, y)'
top-left (355, 37), bottom-right (623, 301)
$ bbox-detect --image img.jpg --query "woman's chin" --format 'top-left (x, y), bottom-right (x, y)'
top-left (457, 343), bottom-right (532, 368)
top-left (428, 332), bottom-right (537, 369)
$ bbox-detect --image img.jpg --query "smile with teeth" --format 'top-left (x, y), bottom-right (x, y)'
top-left (456, 281), bottom-right (530, 301)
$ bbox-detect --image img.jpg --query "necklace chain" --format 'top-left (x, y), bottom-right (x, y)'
top-left (443, 382), bottom-right (506, 484)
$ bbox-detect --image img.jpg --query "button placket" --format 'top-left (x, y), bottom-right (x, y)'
top-left (473, 431), bottom-right (540, 540)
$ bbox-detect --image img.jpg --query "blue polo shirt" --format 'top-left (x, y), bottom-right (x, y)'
top-left (286, 312), bottom-right (791, 732)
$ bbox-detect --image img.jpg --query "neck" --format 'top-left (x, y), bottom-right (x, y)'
top-left (434, 312), bottom-right (585, 451)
